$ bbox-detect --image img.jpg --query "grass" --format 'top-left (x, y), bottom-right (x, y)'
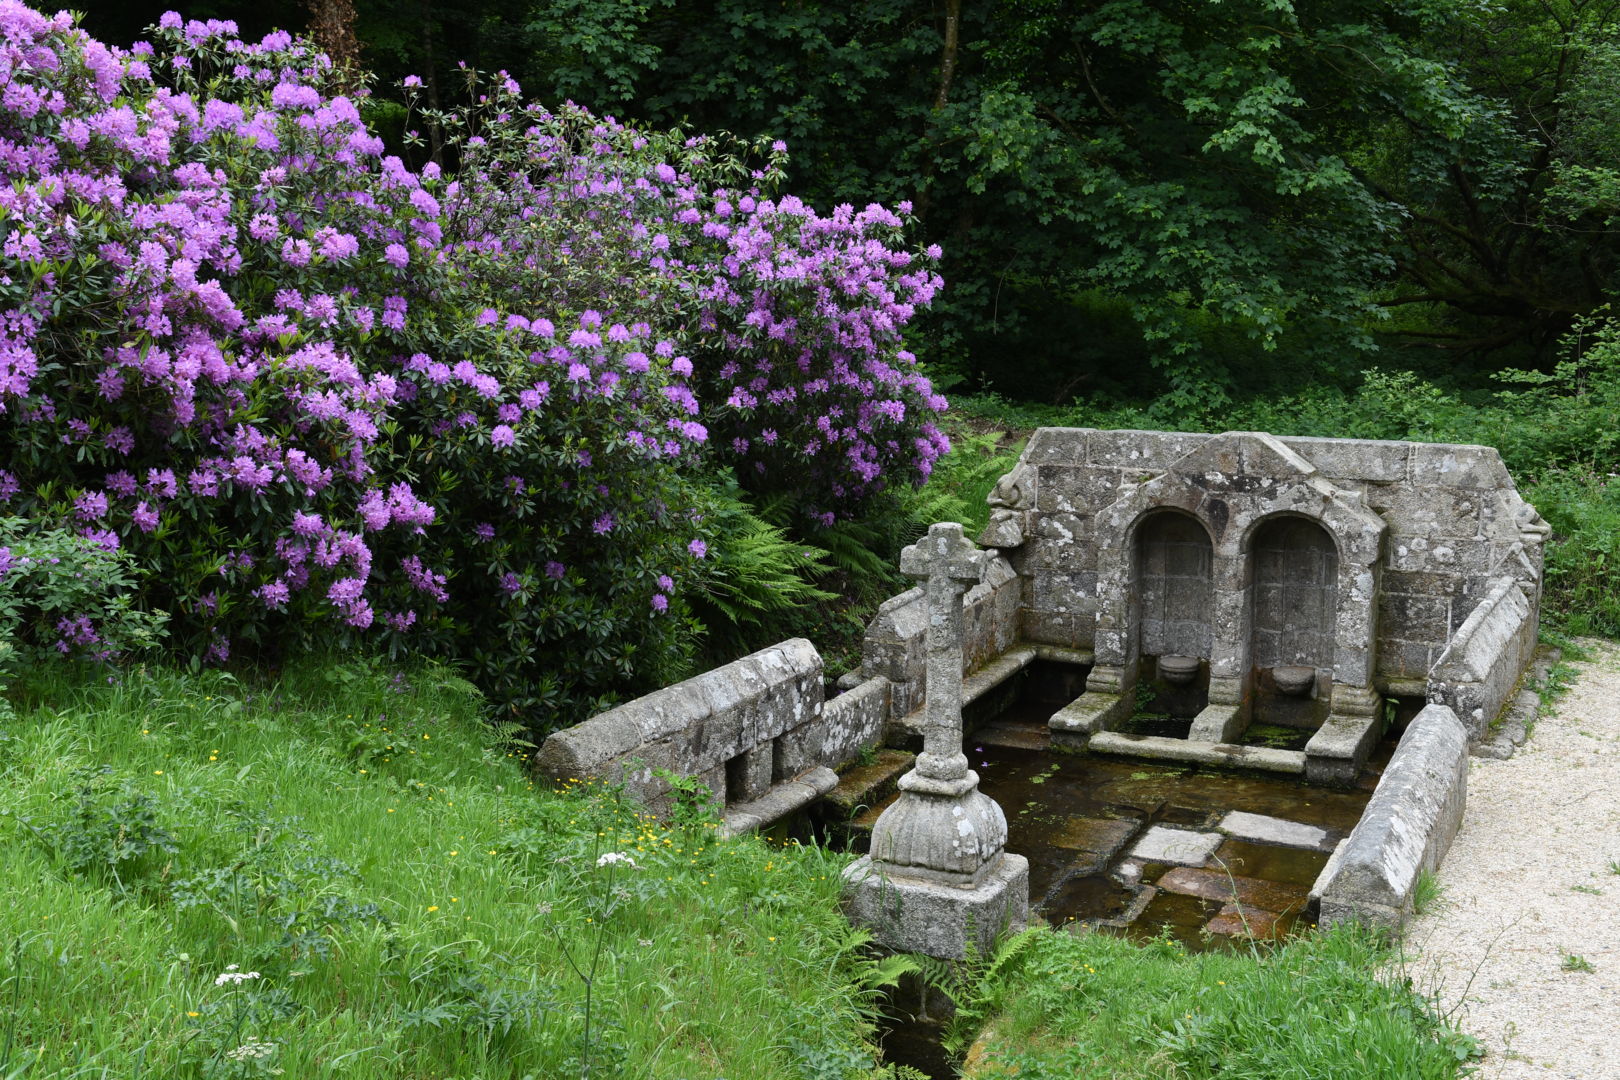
top-left (0, 659), bottom-right (900, 1079)
top-left (954, 926), bottom-right (1480, 1079)
top-left (1413, 869), bottom-right (1448, 915)
top-left (1560, 953), bottom-right (1596, 974)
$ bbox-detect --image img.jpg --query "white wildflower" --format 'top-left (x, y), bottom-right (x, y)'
top-left (225, 1038), bottom-right (277, 1062)
top-left (214, 968), bottom-right (262, 986)
top-left (596, 851), bottom-right (636, 868)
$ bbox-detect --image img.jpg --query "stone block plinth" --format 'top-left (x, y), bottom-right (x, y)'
top-left (841, 853), bottom-right (1029, 961)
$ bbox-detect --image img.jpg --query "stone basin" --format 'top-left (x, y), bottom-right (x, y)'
top-left (1159, 654), bottom-right (1201, 685)
top-left (1273, 665), bottom-right (1316, 697)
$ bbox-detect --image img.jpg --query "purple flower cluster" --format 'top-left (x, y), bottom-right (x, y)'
top-left (0, 6), bottom-right (947, 720)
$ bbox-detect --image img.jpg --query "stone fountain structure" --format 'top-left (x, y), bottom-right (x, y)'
top-left (537, 428), bottom-right (1548, 936)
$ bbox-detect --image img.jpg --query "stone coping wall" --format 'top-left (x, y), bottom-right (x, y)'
top-left (858, 554), bottom-right (1020, 718)
top-left (536, 639), bottom-right (825, 818)
top-left (537, 641), bottom-right (892, 826)
top-left (1317, 703), bottom-right (1470, 931)
top-left (1428, 577), bottom-right (1539, 739)
top-left (995, 428), bottom-right (1544, 691)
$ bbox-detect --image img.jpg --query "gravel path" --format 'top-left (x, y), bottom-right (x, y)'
top-left (1407, 639), bottom-right (1620, 1080)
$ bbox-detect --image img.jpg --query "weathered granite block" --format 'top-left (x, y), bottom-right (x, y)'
top-left (1376, 637), bottom-right (1434, 681)
top-left (1278, 436), bottom-right (1412, 482)
top-left (1319, 704), bottom-right (1468, 932)
top-left (842, 853), bottom-right (1030, 960)
top-left (777, 675), bottom-right (891, 778)
top-left (1379, 593), bottom-right (1451, 643)
top-left (1428, 578), bottom-right (1536, 738)
top-left (1408, 443), bottom-right (1515, 490)
top-left (1022, 427), bottom-right (1092, 465)
top-left (1087, 429), bottom-right (1212, 469)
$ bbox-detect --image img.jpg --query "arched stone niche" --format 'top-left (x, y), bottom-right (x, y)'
top-left (1136, 510), bottom-right (1214, 662)
top-left (1085, 433), bottom-right (1386, 720)
top-left (1249, 515), bottom-right (1338, 673)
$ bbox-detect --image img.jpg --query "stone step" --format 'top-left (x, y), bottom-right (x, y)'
top-left (1088, 732), bottom-right (1306, 774)
top-left (719, 767), bottom-right (839, 839)
top-left (825, 749), bottom-right (915, 817)
top-left (849, 790), bottom-right (902, 833)
top-left (973, 720), bottom-right (1051, 751)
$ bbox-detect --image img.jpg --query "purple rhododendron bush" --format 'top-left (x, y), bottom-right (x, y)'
top-left (0, 3), bottom-right (946, 727)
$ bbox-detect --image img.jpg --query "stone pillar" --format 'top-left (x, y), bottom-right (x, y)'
top-left (842, 523), bottom-right (1029, 959)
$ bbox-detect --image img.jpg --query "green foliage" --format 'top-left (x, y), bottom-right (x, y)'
top-left (1412, 868), bottom-right (1447, 915)
top-left (0, 517), bottom-right (168, 674)
top-left (40, 767), bottom-right (180, 895)
top-left (957, 924), bottom-right (1477, 1078)
top-left (689, 484), bottom-right (838, 661)
top-left (1561, 952), bottom-right (1596, 973)
top-left (0, 659), bottom-right (887, 1077)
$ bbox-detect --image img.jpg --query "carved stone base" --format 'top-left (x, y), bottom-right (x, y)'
top-left (1083, 663), bottom-right (1128, 696)
top-left (868, 777), bottom-right (1009, 887)
top-left (1330, 682), bottom-right (1382, 717)
top-left (842, 853), bottom-right (1030, 960)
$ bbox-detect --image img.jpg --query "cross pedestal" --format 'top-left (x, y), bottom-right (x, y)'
top-left (842, 523), bottom-right (1029, 959)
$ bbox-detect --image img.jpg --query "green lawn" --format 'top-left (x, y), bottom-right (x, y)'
top-left (0, 660), bottom-right (894, 1079)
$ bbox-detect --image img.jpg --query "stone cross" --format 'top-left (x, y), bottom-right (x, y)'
top-left (899, 522), bottom-right (988, 782)
top-left (843, 521), bottom-right (1026, 956)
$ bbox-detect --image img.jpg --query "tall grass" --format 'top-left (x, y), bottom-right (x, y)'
top-left (957, 926), bottom-right (1477, 1079)
top-left (0, 659), bottom-right (896, 1079)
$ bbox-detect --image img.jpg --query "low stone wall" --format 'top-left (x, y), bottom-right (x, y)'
top-left (535, 639), bottom-right (824, 817)
top-left (777, 674), bottom-right (889, 778)
top-left (859, 554), bottom-right (1020, 717)
top-left (1427, 578), bottom-right (1538, 739)
top-left (1318, 703), bottom-right (1469, 932)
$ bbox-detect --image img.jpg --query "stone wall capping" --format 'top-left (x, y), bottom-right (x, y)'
top-left (1086, 732), bottom-right (1307, 775)
top-left (536, 638), bottom-right (827, 827)
top-left (1318, 703), bottom-right (1468, 932)
top-left (719, 766), bottom-right (839, 838)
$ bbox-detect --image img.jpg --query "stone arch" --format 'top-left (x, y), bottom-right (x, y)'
top-left (1085, 432), bottom-right (1386, 702)
top-left (1135, 508), bottom-right (1215, 662)
top-left (1248, 515), bottom-right (1338, 672)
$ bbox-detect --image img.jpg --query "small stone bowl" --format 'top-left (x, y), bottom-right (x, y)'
top-left (1272, 664), bottom-right (1317, 697)
top-left (1158, 654), bottom-right (1201, 686)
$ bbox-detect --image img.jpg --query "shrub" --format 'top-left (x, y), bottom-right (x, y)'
top-left (0, 5), bottom-right (945, 729)
top-left (0, 516), bottom-right (168, 673)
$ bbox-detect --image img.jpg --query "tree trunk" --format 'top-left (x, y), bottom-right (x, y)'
top-left (916, 0), bottom-right (963, 225)
top-left (305, 0), bottom-right (362, 87)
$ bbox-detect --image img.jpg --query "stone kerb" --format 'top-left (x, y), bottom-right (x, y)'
top-left (1318, 703), bottom-right (1468, 932)
top-left (535, 638), bottom-right (824, 817)
top-left (1428, 577), bottom-right (1537, 739)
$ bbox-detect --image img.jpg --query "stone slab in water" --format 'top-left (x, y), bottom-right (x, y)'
top-left (1156, 865), bottom-right (1310, 915)
top-left (1218, 810), bottom-right (1330, 850)
top-left (1128, 826), bottom-right (1222, 866)
top-left (1087, 732), bottom-right (1307, 774)
top-left (1048, 816), bottom-right (1138, 856)
top-left (1206, 902), bottom-right (1290, 940)
top-left (1213, 838), bottom-right (1331, 888)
